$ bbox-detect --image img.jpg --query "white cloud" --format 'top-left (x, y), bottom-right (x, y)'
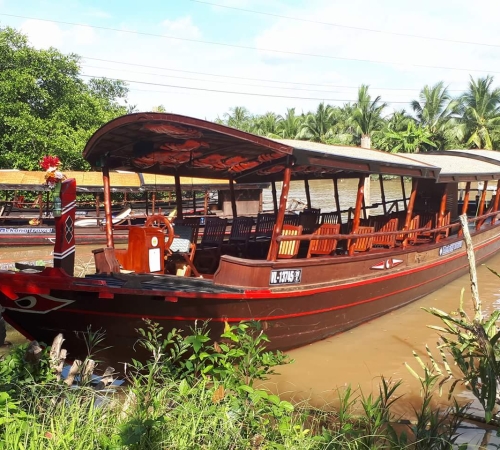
top-left (20, 19), bottom-right (64, 49)
top-left (161, 16), bottom-right (201, 39)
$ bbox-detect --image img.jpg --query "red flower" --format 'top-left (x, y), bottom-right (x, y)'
top-left (40, 155), bottom-right (61, 171)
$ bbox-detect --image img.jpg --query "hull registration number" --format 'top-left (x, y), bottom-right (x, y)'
top-left (270, 269), bottom-right (302, 285)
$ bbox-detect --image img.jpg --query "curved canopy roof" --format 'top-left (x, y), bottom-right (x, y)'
top-left (83, 113), bottom-right (440, 181)
top-left (399, 153), bottom-right (500, 182)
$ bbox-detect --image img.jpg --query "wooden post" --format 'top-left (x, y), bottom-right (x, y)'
top-left (37, 193), bottom-right (43, 221)
top-left (268, 163), bottom-right (292, 261)
top-left (102, 166), bottom-right (114, 248)
top-left (379, 174), bottom-right (387, 215)
top-left (400, 176), bottom-right (407, 210)
top-left (229, 178), bottom-right (237, 218)
top-left (348, 176), bottom-right (365, 256)
top-left (304, 179), bottom-right (311, 209)
top-left (492, 180), bottom-right (500, 225)
top-left (476, 181), bottom-right (488, 230)
top-left (271, 181), bottom-right (278, 215)
top-left (152, 191), bottom-right (156, 215)
top-left (175, 172), bottom-right (183, 220)
top-left (145, 191), bottom-right (149, 216)
top-left (458, 182), bottom-right (471, 237)
top-left (192, 190), bottom-right (196, 214)
top-left (204, 191), bottom-right (209, 215)
top-left (333, 178), bottom-right (342, 224)
top-left (436, 184), bottom-right (448, 242)
top-left (402, 178), bottom-right (418, 248)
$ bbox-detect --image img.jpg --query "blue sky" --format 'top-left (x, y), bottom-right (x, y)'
top-left (2, 0), bottom-right (500, 120)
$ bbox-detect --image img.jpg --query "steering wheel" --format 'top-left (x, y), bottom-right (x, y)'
top-left (145, 214), bottom-right (175, 251)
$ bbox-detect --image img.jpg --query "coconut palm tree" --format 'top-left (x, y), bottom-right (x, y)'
top-left (460, 75), bottom-right (500, 149)
top-left (411, 81), bottom-right (460, 149)
top-left (297, 102), bottom-right (336, 143)
top-left (351, 85), bottom-right (386, 149)
top-left (276, 108), bottom-right (303, 139)
top-left (222, 106), bottom-right (253, 132)
top-left (253, 112), bottom-right (282, 137)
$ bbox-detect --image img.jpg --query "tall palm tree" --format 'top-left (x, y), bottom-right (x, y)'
top-left (351, 85), bottom-right (386, 149)
top-left (223, 106), bottom-right (253, 132)
top-left (297, 102), bottom-right (335, 143)
top-left (411, 81), bottom-right (460, 149)
top-left (460, 75), bottom-right (500, 149)
top-left (277, 108), bottom-right (303, 139)
top-left (253, 112), bottom-right (282, 137)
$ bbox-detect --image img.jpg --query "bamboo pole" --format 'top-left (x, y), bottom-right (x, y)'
top-left (459, 214), bottom-right (481, 320)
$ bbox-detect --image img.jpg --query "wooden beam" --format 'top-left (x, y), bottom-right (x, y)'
top-left (379, 174), bottom-right (387, 215)
top-left (458, 182), bottom-right (471, 237)
top-left (402, 178), bottom-right (418, 248)
top-left (268, 162), bottom-right (292, 261)
top-left (476, 181), bottom-right (488, 231)
top-left (175, 172), bottom-right (183, 220)
top-left (304, 179), bottom-right (311, 209)
top-left (493, 180), bottom-right (500, 225)
top-left (229, 178), bottom-right (237, 218)
top-left (400, 176), bottom-right (407, 210)
top-left (333, 177), bottom-right (342, 224)
top-left (348, 176), bottom-right (365, 256)
top-left (271, 181), bottom-right (278, 215)
top-left (102, 166), bottom-right (114, 248)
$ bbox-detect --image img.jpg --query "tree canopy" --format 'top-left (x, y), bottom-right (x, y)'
top-left (0, 27), bottom-right (129, 171)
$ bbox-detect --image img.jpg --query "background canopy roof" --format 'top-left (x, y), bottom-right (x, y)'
top-left (83, 113), bottom-right (440, 182)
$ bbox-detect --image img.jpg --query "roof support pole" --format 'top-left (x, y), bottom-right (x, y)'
top-left (492, 180), bottom-right (500, 225)
top-left (476, 181), bottom-right (488, 231)
top-left (333, 177), bottom-right (342, 224)
top-left (204, 191), bottom-right (209, 215)
top-left (458, 182), bottom-right (471, 237)
top-left (437, 183), bottom-right (448, 241)
top-left (229, 178), bottom-right (237, 218)
top-left (304, 179), bottom-right (311, 209)
top-left (402, 178), bottom-right (418, 248)
top-left (175, 172), bottom-right (183, 220)
top-left (145, 191), bottom-right (149, 216)
top-left (268, 161), bottom-right (292, 261)
top-left (192, 190), bottom-right (197, 215)
top-left (271, 181), bottom-right (278, 215)
top-left (95, 193), bottom-right (101, 226)
top-left (102, 165), bottom-right (114, 248)
top-left (152, 191), bottom-right (156, 215)
top-left (400, 176), bottom-right (407, 212)
top-left (348, 176), bottom-right (365, 256)
top-left (379, 174), bottom-right (387, 215)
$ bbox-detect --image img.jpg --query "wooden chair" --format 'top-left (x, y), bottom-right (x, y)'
top-left (397, 214), bottom-right (420, 245)
top-left (277, 225), bottom-right (303, 259)
top-left (303, 208), bottom-right (321, 214)
top-left (253, 213), bottom-right (276, 240)
top-left (167, 225), bottom-right (201, 277)
top-left (195, 217), bottom-right (228, 273)
top-left (369, 216), bottom-right (399, 248)
top-left (348, 226), bottom-right (374, 252)
top-left (284, 214), bottom-right (300, 226)
top-left (437, 211), bottom-right (451, 238)
top-left (227, 216), bottom-right (254, 257)
top-left (417, 212), bottom-right (437, 241)
top-left (307, 223), bottom-right (340, 258)
top-left (299, 210), bottom-right (320, 235)
top-left (174, 217), bottom-right (201, 242)
top-left (321, 211), bottom-right (341, 225)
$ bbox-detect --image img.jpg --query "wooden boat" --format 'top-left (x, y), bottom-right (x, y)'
top-left (2, 112), bottom-right (500, 363)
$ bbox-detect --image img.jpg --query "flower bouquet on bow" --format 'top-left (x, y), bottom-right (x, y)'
top-left (40, 155), bottom-right (66, 217)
